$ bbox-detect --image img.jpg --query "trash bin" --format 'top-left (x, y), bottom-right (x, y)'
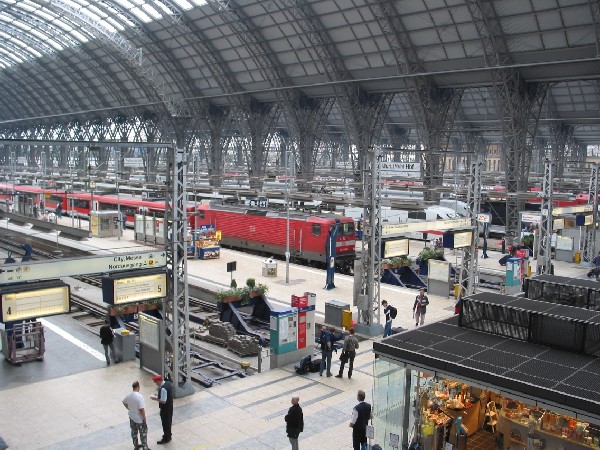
top-left (114, 328), bottom-right (136, 362)
top-left (342, 309), bottom-right (353, 330)
top-left (574, 251), bottom-right (581, 263)
top-left (262, 258), bottom-right (277, 277)
top-left (325, 300), bottom-right (350, 327)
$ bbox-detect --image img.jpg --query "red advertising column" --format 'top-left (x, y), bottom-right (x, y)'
top-left (292, 295), bottom-right (308, 349)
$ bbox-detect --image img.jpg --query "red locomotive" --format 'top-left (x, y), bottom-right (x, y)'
top-left (196, 204), bottom-right (356, 273)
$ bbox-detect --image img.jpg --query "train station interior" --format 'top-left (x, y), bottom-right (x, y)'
top-left (1, 1), bottom-right (600, 449)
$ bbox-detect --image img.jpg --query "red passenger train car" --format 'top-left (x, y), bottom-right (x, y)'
top-left (196, 204), bottom-right (356, 273)
top-left (0, 184), bottom-right (198, 227)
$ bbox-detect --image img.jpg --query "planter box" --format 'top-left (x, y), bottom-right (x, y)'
top-left (220, 296), bottom-right (242, 304)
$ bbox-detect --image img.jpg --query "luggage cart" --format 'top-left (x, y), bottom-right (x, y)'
top-left (0, 321), bottom-right (45, 365)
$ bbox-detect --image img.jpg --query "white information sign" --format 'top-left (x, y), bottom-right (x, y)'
top-left (0, 251), bottom-right (167, 284)
top-left (555, 236), bottom-right (573, 251)
top-left (521, 213), bottom-right (542, 224)
top-left (139, 313), bottom-right (161, 351)
top-left (2, 286), bottom-right (70, 322)
top-left (17, 156), bottom-right (27, 164)
top-left (379, 218), bottom-right (472, 237)
top-left (553, 218), bottom-right (565, 230)
top-left (585, 215), bottom-right (593, 226)
top-left (383, 239), bottom-right (409, 258)
top-left (379, 161), bottom-right (421, 179)
top-left (476, 213), bottom-right (491, 223)
top-left (124, 157), bottom-right (144, 168)
top-left (114, 273), bottom-right (166, 304)
top-left (553, 205), bottom-right (593, 215)
top-left (453, 231), bottom-right (473, 248)
top-left (428, 259), bottom-right (450, 282)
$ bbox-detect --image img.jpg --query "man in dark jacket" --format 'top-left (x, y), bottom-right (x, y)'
top-left (336, 328), bottom-right (359, 379)
top-left (350, 390), bottom-right (371, 450)
top-left (285, 395), bottom-right (304, 450)
top-left (319, 325), bottom-right (333, 377)
top-left (99, 319), bottom-right (116, 365)
top-left (151, 375), bottom-right (173, 444)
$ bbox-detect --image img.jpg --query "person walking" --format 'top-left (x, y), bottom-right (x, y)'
top-left (413, 289), bottom-right (430, 326)
top-left (336, 328), bottom-right (359, 379)
top-left (122, 380), bottom-right (150, 450)
top-left (151, 375), bottom-right (173, 445)
top-left (99, 319), bottom-right (116, 365)
top-left (349, 389), bottom-right (371, 450)
top-left (381, 300), bottom-right (394, 337)
top-left (319, 325), bottom-right (333, 377)
top-left (284, 395), bottom-right (304, 450)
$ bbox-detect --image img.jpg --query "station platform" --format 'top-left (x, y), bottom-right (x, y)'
top-left (0, 216), bottom-right (594, 449)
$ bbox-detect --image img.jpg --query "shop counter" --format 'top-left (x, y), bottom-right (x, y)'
top-left (501, 412), bottom-right (597, 450)
top-left (441, 401), bottom-right (481, 437)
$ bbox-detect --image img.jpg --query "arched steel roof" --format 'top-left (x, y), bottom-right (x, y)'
top-left (0, 0), bottom-right (598, 144)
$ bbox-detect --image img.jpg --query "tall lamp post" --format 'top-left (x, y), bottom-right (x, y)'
top-left (117, 176), bottom-right (121, 241)
top-left (285, 150), bottom-right (292, 284)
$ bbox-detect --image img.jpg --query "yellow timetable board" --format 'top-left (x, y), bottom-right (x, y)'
top-left (1, 285), bottom-right (70, 322)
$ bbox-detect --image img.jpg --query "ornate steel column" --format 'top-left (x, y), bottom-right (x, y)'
top-left (356, 148), bottom-right (383, 335)
top-left (583, 163), bottom-right (599, 263)
top-left (539, 160), bottom-right (555, 274)
top-left (458, 156), bottom-right (483, 300)
top-left (163, 119), bottom-right (193, 398)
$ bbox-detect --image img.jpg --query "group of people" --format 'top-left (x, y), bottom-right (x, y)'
top-left (102, 320), bottom-right (173, 449)
top-left (118, 288), bottom-right (432, 449)
top-left (286, 390), bottom-right (372, 450)
top-left (29, 202), bottom-right (61, 222)
top-left (122, 375), bottom-right (174, 450)
top-left (382, 289), bottom-right (430, 337)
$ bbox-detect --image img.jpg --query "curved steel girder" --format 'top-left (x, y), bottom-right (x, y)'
top-left (0, 75), bottom-right (34, 120)
top-left (369, 0), bottom-right (421, 76)
top-left (589, 0), bottom-right (600, 56)
top-left (46, 0), bottom-right (186, 116)
top-left (152, 1), bottom-right (241, 99)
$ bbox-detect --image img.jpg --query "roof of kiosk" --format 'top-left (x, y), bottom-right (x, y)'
top-left (373, 315), bottom-right (600, 422)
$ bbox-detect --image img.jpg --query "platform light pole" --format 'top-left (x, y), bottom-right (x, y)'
top-left (117, 177), bottom-right (121, 241)
top-left (285, 150), bottom-right (293, 284)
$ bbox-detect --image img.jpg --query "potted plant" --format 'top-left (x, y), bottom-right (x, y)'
top-left (398, 255), bottom-right (412, 267)
top-left (216, 287), bottom-right (245, 303)
top-left (381, 258), bottom-right (392, 270)
top-left (249, 283), bottom-right (269, 297)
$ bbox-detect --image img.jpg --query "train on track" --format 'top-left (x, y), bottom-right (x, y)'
top-left (0, 184), bottom-right (357, 273)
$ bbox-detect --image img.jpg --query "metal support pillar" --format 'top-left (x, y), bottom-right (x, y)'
top-left (539, 160), bottom-right (555, 274)
top-left (164, 143), bottom-right (194, 398)
top-left (582, 163), bottom-right (599, 264)
top-left (458, 156), bottom-right (482, 300)
top-left (355, 148), bottom-right (384, 336)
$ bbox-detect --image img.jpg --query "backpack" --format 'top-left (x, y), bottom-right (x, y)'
top-left (389, 306), bottom-right (397, 319)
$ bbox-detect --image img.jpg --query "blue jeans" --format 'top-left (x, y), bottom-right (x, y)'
top-left (320, 350), bottom-right (332, 375)
top-left (383, 320), bottom-right (392, 337)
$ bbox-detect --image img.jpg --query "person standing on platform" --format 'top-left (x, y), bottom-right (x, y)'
top-left (336, 328), bottom-right (359, 379)
top-left (99, 319), bottom-right (116, 365)
top-left (381, 300), bottom-right (394, 337)
top-left (413, 289), bottom-right (430, 327)
top-left (349, 389), bottom-right (371, 450)
top-left (122, 380), bottom-right (149, 450)
top-left (319, 325), bottom-right (333, 377)
top-left (56, 203), bottom-right (62, 218)
top-left (151, 375), bottom-right (173, 445)
top-left (284, 395), bottom-right (304, 450)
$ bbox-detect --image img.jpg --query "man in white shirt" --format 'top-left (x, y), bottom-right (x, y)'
top-left (122, 380), bottom-right (149, 450)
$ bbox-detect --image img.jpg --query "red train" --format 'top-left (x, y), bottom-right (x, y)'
top-left (196, 204), bottom-right (356, 273)
top-left (0, 184), bottom-right (357, 272)
top-left (0, 184), bottom-right (197, 227)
